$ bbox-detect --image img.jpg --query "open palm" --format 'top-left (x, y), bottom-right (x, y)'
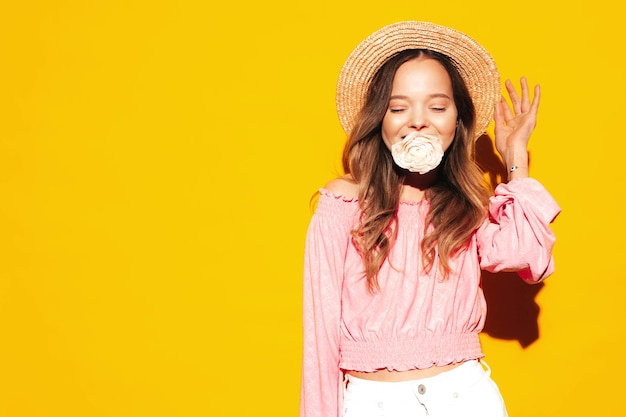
top-left (494, 77), bottom-right (541, 161)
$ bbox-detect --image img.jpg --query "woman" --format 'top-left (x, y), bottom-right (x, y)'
top-left (301, 21), bottom-right (560, 417)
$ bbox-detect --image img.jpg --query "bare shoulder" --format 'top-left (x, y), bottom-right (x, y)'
top-left (323, 174), bottom-right (359, 199)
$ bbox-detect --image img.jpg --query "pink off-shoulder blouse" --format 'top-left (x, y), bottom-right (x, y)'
top-left (300, 178), bottom-right (560, 417)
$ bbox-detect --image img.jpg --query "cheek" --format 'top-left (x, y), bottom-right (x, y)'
top-left (441, 126), bottom-right (456, 151)
top-left (438, 115), bottom-right (458, 151)
top-left (440, 128), bottom-right (458, 152)
top-left (380, 118), bottom-right (397, 151)
top-left (442, 136), bottom-right (455, 152)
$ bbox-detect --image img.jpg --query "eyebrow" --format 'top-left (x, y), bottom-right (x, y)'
top-left (389, 93), bottom-right (452, 100)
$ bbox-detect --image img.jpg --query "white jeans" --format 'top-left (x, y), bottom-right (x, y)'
top-left (343, 360), bottom-right (508, 417)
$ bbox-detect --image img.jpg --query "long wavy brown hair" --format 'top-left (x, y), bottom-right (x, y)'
top-left (342, 49), bottom-right (491, 292)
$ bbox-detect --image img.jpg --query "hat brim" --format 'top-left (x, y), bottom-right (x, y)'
top-left (336, 21), bottom-right (500, 140)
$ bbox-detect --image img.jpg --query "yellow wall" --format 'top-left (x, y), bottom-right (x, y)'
top-left (0, 1), bottom-right (623, 416)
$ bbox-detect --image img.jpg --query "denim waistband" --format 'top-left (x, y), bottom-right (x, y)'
top-left (345, 360), bottom-right (490, 396)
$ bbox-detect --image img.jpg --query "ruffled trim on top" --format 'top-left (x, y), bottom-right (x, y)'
top-left (319, 188), bottom-right (429, 207)
top-left (315, 189), bottom-right (360, 222)
top-left (318, 188), bottom-right (359, 203)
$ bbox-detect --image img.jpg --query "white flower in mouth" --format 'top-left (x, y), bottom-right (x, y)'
top-left (390, 132), bottom-right (444, 174)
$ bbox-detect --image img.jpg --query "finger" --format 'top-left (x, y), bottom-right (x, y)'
top-left (530, 84), bottom-right (541, 115)
top-left (494, 99), bottom-right (504, 126)
top-left (498, 95), bottom-right (515, 124)
top-left (520, 77), bottom-right (531, 113)
top-left (505, 79), bottom-right (522, 115)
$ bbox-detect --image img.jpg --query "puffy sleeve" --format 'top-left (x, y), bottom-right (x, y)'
top-left (300, 191), bottom-right (356, 417)
top-left (477, 178), bottom-right (561, 283)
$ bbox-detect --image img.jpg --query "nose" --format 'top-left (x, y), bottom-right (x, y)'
top-left (409, 110), bottom-right (429, 130)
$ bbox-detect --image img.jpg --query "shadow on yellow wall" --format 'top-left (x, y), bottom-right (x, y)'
top-left (477, 134), bottom-right (544, 349)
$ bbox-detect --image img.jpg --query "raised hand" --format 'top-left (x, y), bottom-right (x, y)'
top-left (493, 77), bottom-right (541, 180)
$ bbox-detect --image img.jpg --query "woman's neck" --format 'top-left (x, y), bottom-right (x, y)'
top-left (399, 168), bottom-right (440, 202)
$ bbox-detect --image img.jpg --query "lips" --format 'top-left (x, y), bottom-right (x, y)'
top-left (390, 132), bottom-right (444, 174)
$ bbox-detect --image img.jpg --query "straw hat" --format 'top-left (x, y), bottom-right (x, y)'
top-left (336, 21), bottom-right (500, 139)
